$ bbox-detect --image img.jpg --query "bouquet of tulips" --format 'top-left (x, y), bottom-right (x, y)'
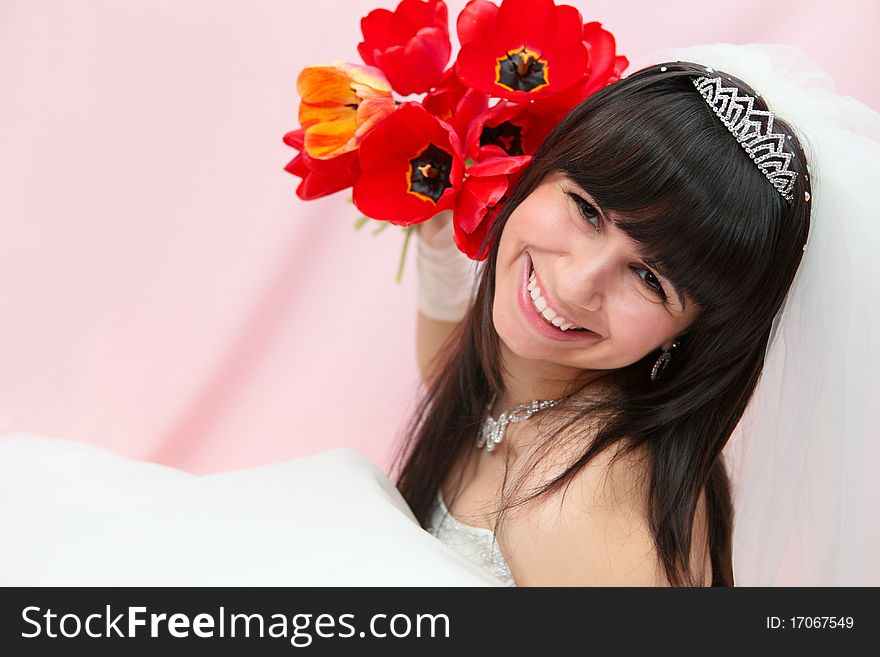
top-left (282, 0), bottom-right (628, 281)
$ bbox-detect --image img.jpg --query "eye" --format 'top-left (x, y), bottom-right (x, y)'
top-left (566, 191), bottom-right (600, 231)
top-left (635, 268), bottom-right (669, 301)
top-left (567, 189), bottom-right (673, 303)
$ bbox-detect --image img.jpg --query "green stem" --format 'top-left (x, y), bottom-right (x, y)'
top-left (396, 225), bottom-right (414, 284)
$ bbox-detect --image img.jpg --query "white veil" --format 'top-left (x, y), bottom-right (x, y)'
top-left (625, 43), bottom-right (880, 585)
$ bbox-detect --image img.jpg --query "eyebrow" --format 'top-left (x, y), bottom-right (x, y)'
top-left (564, 175), bottom-right (688, 310)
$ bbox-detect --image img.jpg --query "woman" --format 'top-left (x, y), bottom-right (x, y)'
top-left (393, 57), bottom-right (814, 587)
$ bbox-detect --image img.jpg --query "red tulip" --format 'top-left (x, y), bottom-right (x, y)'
top-left (463, 99), bottom-right (557, 161)
top-left (453, 155), bottom-right (531, 260)
top-left (283, 129), bottom-right (361, 200)
top-left (358, 0), bottom-right (451, 95)
top-left (421, 67), bottom-right (489, 145)
top-left (454, 0), bottom-right (590, 102)
top-left (353, 102), bottom-right (465, 225)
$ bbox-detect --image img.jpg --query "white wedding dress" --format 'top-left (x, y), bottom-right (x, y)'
top-left (427, 490), bottom-right (516, 586)
top-left (0, 433), bottom-right (509, 586)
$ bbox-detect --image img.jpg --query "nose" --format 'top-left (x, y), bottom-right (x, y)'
top-left (558, 246), bottom-right (616, 313)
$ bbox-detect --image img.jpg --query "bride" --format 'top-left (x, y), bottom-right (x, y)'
top-left (400, 43), bottom-right (878, 587)
top-left (1, 43), bottom-right (876, 587)
top-left (404, 54), bottom-right (810, 588)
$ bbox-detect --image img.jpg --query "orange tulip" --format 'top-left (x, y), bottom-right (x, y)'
top-left (296, 62), bottom-right (395, 159)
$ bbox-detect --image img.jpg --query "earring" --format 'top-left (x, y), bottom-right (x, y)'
top-left (650, 340), bottom-right (680, 381)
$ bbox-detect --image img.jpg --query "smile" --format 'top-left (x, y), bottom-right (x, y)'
top-left (518, 253), bottom-right (602, 342)
top-left (528, 265), bottom-right (587, 331)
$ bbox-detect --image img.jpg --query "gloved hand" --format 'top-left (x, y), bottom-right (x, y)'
top-left (415, 210), bottom-right (481, 322)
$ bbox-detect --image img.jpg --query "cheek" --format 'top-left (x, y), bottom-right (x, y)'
top-left (607, 299), bottom-right (671, 352)
top-left (506, 196), bottom-right (574, 245)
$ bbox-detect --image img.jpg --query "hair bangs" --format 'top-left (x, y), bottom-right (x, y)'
top-left (544, 77), bottom-right (788, 315)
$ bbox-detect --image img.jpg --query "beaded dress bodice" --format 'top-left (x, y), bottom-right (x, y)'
top-left (426, 490), bottom-right (516, 587)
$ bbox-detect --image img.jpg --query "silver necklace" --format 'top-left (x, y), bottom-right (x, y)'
top-left (476, 393), bottom-right (565, 452)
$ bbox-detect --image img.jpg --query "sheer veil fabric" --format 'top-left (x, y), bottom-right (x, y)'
top-left (624, 44), bottom-right (880, 585)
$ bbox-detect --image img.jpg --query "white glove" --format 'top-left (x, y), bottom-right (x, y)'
top-left (415, 210), bottom-right (481, 322)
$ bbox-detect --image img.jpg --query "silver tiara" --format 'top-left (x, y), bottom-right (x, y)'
top-left (691, 74), bottom-right (798, 203)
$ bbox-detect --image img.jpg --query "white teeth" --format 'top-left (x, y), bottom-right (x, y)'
top-left (528, 265), bottom-right (584, 331)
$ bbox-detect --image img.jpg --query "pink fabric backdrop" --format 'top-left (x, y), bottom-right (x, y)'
top-left (1, 0), bottom-right (876, 474)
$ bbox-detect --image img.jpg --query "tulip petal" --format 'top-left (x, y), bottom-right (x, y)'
top-left (455, 42), bottom-right (502, 95)
top-left (283, 129), bottom-right (304, 150)
top-left (553, 5), bottom-right (584, 44)
top-left (284, 153), bottom-right (306, 178)
top-left (458, 174), bottom-right (508, 233)
top-left (398, 0), bottom-right (448, 30)
top-left (453, 208), bottom-right (492, 260)
top-left (306, 150), bottom-right (360, 181)
top-left (297, 166), bottom-right (351, 200)
top-left (355, 166), bottom-right (453, 224)
top-left (496, 0), bottom-right (557, 50)
top-left (340, 61), bottom-right (393, 94)
top-left (467, 154), bottom-right (531, 177)
top-left (457, 0), bottom-right (499, 46)
top-left (288, 150), bottom-right (360, 200)
top-left (583, 22), bottom-right (615, 79)
top-left (354, 94), bottom-right (397, 140)
top-left (357, 43), bottom-right (381, 66)
top-left (539, 41), bottom-right (590, 91)
top-left (375, 27), bottom-right (450, 94)
top-left (297, 67), bottom-right (359, 106)
top-left (407, 25), bottom-right (452, 75)
top-left (298, 103), bottom-right (351, 131)
top-left (303, 114), bottom-right (358, 158)
top-left (455, 182), bottom-right (491, 234)
top-left (360, 8), bottom-right (415, 52)
top-left (449, 87), bottom-right (490, 143)
top-left (359, 102), bottom-right (462, 170)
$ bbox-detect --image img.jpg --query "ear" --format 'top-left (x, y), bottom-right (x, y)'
top-left (662, 338), bottom-right (682, 352)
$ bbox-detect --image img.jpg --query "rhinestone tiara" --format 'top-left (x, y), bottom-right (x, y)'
top-left (691, 73), bottom-right (798, 203)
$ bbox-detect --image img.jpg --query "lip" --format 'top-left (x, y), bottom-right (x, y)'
top-left (519, 252), bottom-right (603, 342)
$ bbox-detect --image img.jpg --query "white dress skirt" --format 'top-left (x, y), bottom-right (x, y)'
top-left (0, 433), bottom-right (507, 586)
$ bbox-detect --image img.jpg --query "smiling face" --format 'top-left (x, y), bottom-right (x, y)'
top-left (493, 170), bottom-right (701, 385)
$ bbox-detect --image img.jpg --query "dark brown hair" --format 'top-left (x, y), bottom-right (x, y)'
top-left (390, 61), bottom-right (812, 586)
